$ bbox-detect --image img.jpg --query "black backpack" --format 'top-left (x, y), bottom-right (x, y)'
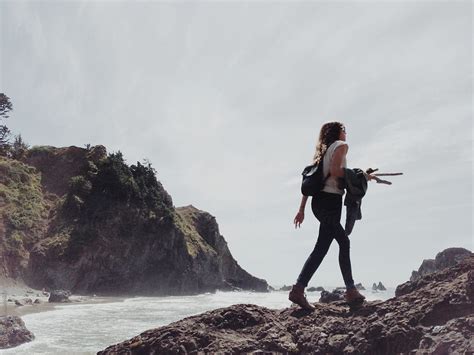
top-left (301, 156), bottom-right (329, 196)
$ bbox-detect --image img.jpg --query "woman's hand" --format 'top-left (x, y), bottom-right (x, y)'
top-left (363, 172), bottom-right (376, 181)
top-left (294, 210), bottom-right (304, 228)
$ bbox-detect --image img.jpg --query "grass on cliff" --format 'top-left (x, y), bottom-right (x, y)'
top-left (0, 157), bottom-right (48, 252)
top-left (174, 207), bottom-right (217, 258)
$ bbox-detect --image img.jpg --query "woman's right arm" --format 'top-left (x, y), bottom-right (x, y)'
top-left (294, 195), bottom-right (308, 228)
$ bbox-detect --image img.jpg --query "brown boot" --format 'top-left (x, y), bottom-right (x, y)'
top-left (288, 284), bottom-right (315, 310)
top-left (345, 287), bottom-right (366, 304)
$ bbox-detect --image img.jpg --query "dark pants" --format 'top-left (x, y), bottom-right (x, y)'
top-left (296, 191), bottom-right (355, 289)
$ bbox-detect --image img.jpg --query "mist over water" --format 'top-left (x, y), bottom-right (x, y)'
top-left (3, 289), bottom-right (395, 354)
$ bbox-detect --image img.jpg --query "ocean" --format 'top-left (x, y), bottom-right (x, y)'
top-left (2, 288), bottom-right (395, 354)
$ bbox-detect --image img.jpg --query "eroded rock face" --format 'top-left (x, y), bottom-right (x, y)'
top-left (410, 247), bottom-right (472, 282)
top-left (0, 316), bottom-right (34, 349)
top-left (98, 256), bottom-right (473, 354)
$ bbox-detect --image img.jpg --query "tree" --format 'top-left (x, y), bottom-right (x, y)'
top-left (11, 134), bottom-right (29, 160)
top-left (0, 93), bottom-right (13, 155)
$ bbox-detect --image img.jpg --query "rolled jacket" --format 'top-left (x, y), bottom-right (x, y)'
top-left (343, 168), bottom-right (368, 236)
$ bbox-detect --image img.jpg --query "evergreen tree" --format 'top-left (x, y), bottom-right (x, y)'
top-left (0, 93), bottom-right (13, 155)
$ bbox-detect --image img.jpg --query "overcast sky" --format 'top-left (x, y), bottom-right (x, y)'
top-left (1, 0), bottom-right (472, 288)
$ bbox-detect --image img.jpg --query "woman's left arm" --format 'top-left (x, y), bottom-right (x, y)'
top-left (329, 144), bottom-right (348, 177)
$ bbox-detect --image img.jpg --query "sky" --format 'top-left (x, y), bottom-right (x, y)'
top-left (1, 0), bottom-right (472, 288)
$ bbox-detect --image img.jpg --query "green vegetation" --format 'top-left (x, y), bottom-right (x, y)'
top-left (0, 157), bottom-right (48, 251)
top-left (1, 145), bottom-right (177, 261)
top-left (62, 152), bottom-right (174, 244)
top-left (28, 145), bottom-right (56, 155)
top-left (0, 93), bottom-right (13, 155)
top-left (10, 134), bottom-right (29, 160)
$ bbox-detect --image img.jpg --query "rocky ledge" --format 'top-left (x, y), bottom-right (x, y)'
top-left (0, 316), bottom-right (34, 349)
top-left (99, 256), bottom-right (473, 354)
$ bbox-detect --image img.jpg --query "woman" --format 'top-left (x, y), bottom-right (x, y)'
top-left (288, 121), bottom-right (372, 310)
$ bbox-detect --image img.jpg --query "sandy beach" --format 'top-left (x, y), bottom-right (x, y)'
top-left (0, 277), bottom-right (126, 318)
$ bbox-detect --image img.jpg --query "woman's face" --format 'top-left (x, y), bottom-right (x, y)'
top-left (339, 126), bottom-right (347, 141)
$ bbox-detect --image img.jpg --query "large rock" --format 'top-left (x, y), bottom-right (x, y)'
top-left (0, 316), bottom-right (34, 349)
top-left (98, 256), bottom-right (474, 354)
top-left (410, 247), bottom-right (472, 282)
top-left (48, 290), bottom-right (71, 303)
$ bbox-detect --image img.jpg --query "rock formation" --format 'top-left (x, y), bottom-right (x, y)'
top-left (410, 247), bottom-right (472, 282)
top-left (48, 290), bottom-right (71, 303)
top-left (1, 146), bottom-right (268, 296)
top-left (98, 256), bottom-right (473, 354)
top-left (0, 316), bottom-right (34, 349)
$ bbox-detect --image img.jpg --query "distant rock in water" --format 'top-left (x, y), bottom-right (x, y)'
top-left (410, 247), bottom-right (472, 282)
top-left (278, 285), bottom-right (292, 291)
top-left (371, 282), bottom-right (386, 291)
top-left (98, 256), bottom-right (474, 354)
top-left (319, 289), bottom-right (345, 303)
top-left (0, 316), bottom-right (34, 349)
top-left (1, 146), bottom-right (268, 296)
top-left (355, 283), bottom-right (365, 290)
top-left (307, 286), bottom-right (325, 292)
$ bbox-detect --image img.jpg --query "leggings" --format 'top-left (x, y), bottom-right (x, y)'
top-left (296, 191), bottom-right (355, 289)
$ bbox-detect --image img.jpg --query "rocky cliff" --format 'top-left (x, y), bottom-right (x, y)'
top-left (99, 256), bottom-right (473, 354)
top-left (409, 247), bottom-right (472, 282)
top-left (0, 145), bottom-right (268, 295)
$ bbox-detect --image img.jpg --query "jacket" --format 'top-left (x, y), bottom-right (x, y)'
top-left (343, 168), bottom-right (368, 236)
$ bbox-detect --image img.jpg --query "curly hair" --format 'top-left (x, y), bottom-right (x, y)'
top-left (312, 121), bottom-right (345, 164)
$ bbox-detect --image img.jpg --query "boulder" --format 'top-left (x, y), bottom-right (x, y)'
top-left (48, 290), bottom-right (71, 303)
top-left (0, 316), bottom-right (34, 349)
top-left (377, 282), bottom-right (386, 291)
top-left (319, 289), bottom-right (345, 303)
top-left (98, 256), bottom-right (474, 354)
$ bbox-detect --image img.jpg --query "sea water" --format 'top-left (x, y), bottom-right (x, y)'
top-left (1, 288), bottom-right (395, 354)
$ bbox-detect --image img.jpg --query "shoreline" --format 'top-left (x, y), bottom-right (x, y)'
top-left (3, 295), bottom-right (128, 318)
top-left (0, 279), bottom-right (127, 318)
top-left (0, 282), bottom-right (395, 319)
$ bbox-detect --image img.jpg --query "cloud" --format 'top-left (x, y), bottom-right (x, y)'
top-left (1, 0), bottom-right (471, 286)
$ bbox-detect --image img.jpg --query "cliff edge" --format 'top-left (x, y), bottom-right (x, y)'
top-left (99, 256), bottom-right (473, 354)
